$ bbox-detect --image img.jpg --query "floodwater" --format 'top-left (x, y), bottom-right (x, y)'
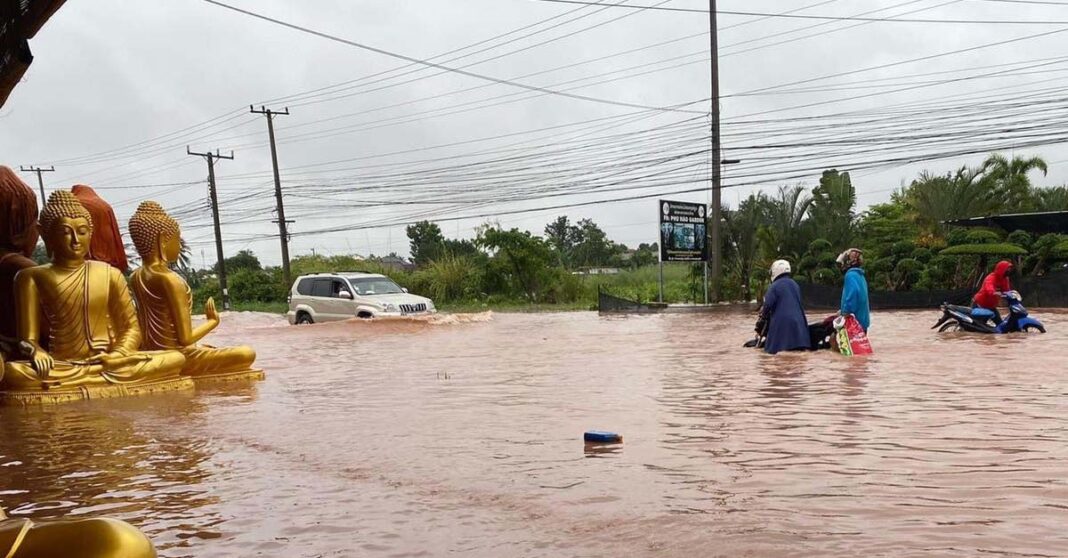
top-left (3, 309), bottom-right (1068, 557)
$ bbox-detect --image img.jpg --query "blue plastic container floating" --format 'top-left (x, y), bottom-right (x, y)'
top-left (584, 431), bottom-right (623, 443)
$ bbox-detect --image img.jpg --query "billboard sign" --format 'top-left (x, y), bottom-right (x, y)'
top-left (659, 200), bottom-right (708, 262)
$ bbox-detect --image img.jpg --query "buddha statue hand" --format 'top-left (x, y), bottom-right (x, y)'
top-left (19, 341), bottom-right (55, 379)
top-left (205, 297), bottom-right (220, 324)
top-left (74, 352), bottom-right (154, 369)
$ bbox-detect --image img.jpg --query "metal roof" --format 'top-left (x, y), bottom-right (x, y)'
top-left (1, 0), bottom-right (66, 108)
top-left (945, 211), bottom-right (1068, 235)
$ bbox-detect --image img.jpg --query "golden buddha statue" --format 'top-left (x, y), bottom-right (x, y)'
top-left (0, 191), bottom-right (190, 404)
top-left (128, 201), bottom-right (259, 381)
top-left (1, 508), bottom-right (156, 558)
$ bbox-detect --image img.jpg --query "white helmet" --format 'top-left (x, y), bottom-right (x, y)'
top-left (770, 259), bottom-right (791, 281)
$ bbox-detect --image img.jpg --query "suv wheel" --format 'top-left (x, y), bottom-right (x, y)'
top-left (296, 312), bottom-right (314, 325)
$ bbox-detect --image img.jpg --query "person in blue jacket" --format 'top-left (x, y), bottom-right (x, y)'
top-left (837, 248), bottom-right (871, 331)
top-left (759, 260), bottom-right (810, 354)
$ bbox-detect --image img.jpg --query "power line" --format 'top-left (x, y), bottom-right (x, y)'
top-left (201, 0), bottom-right (704, 114)
top-left (528, 0), bottom-right (1068, 23)
top-left (732, 26), bottom-right (1068, 97)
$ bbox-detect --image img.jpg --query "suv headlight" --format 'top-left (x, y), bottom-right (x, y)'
top-left (383, 303), bottom-right (399, 312)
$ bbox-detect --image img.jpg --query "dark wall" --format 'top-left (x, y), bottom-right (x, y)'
top-left (800, 271), bottom-right (1068, 310)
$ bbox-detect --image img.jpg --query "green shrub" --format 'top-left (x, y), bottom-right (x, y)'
top-left (940, 243), bottom-right (1027, 256)
top-left (1007, 230), bottom-right (1034, 250)
top-left (964, 229), bottom-right (1001, 245)
top-left (418, 253), bottom-right (483, 302)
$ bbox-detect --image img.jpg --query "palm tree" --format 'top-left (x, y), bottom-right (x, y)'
top-left (904, 166), bottom-right (997, 235)
top-left (173, 238), bottom-right (197, 286)
top-left (759, 184), bottom-right (813, 260)
top-left (724, 193), bottom-right (770, 300)
top-left (1032, 185), bottom-right (1068, 212)
top-left (809, 169), bottom-right (856, 248)
top-left (982, 153), bottom-right (1048, 212)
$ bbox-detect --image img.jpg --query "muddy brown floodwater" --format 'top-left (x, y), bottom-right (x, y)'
top-left (3, 309), bottom-right (1068, 557)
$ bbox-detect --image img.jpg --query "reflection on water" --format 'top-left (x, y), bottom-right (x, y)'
top-left (3, 309), bottom-right (1068, 556)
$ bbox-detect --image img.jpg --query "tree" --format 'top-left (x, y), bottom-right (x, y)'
top-left (983, 153), bottom-right (1048, 212)
top-left (443, 238), bottom-right (481, 259)
top-left (724, 193), bottom-right (770, 300)
top-left (628, 243), bottom-right (658, 269)
top-left (174, 238), bottom-right (197, 287)
top-left (220, 249), bottom-right (261, 273)
top-left (476, 227), bottom-right (558, 302)
top-left (569, 218), bottom-right (616, 268)
top-left (856, 201), bottom-right (921, 256)
top-left (544, 216), bottom-right (575, 266)
top-left (406, 221), bottom-right (446, 267)
top-left (903, 166), bottom-right (996, 236)
top-left (1032, 185), bottom-right (1068, 212)
top-left (809, 169), bottom-right (856, 248)
top-left (758, 184), bottom-right (813, 261)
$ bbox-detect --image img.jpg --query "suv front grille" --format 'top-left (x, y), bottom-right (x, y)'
top-left (400, 303), bottom-right (427, 314)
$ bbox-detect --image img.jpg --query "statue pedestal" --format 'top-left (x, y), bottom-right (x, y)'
top-left (0, 376), bottom-right (195, 407)
top-left (190, 368), bottom-right (265, 385)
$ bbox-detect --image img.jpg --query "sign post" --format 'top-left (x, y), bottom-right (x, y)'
top-left (659, 200), bottom-right (710, 304)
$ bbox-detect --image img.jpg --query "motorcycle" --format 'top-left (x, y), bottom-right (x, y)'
top-left (744, 314), bottom-right (837, 350)
top-left (932, 291), bottom-right (1046, 334)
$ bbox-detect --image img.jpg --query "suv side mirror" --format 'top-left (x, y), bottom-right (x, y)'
top-left (338, 290), bottom-right (353, 300)
top-left (402, 287), bottom-right (409, 293)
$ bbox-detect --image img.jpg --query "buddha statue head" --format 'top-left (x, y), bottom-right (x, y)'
top-left (39, 190), bottom-right (93, 263)
top-left (129, 201), bottom-right (181, 266)
top-left (0, 166), bottom-right (40, 257)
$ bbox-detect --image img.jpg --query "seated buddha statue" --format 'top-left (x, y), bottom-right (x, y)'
top-left (1, 191), bottom-right (186, 392)
top-left (1, 508), bottom-right (156, 558)
top-left (128, 201), bottom-right (257, 378)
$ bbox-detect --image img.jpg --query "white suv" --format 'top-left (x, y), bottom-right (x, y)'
top-left (287, 272), bottom-right (436, 324)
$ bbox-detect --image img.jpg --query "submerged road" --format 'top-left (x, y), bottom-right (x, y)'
top-left (1, 309), bottom-right (1067, 557)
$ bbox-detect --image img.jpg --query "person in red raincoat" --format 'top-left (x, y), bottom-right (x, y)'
top-left (973, 260), bottom-right (1014, 323)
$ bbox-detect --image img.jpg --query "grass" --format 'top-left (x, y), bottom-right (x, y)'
top-left (438, 300), bottom-right (595, 313)
top-left (227, 300), bottom-right (289, 314)
top-left (223, 299), bottom-right (593, 315)
top-left (220, 265), bottom-right (703, 315)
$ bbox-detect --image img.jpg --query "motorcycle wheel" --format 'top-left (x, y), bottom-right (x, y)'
top-left (938, 321), bottom-right (960, 332)
top-left (1022, 324), bottom-right (1046, 333)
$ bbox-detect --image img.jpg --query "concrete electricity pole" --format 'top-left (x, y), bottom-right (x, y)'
top-left (19, 165), bottom-right (54, 202)
top-left (708, 0), bottom-right (725, 302)
top-left (187, 147), bottom-right (234, 311)
top-left (250, 105), bottom-right (293, 287)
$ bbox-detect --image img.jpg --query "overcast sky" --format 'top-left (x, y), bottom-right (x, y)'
top-left (4, 0), bottom-right (1067, 267)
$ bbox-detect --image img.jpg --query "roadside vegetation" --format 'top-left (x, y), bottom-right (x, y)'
top-left (178, 152), bottom-right (1068, 313)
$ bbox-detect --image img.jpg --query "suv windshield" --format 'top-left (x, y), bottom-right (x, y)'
top-left (346, 277), bottom-right (404, 296)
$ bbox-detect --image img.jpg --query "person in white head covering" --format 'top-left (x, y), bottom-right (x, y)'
top-left (758, 259), bottom-right (811, 354)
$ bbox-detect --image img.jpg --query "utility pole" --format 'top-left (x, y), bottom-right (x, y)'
top-left (19, 165), bottom-right (54, 202)
top-left (708, 0), bottom-right (725, 302)
top-left (250, 105), bottom-right (293, 286)
top-left (187, 147), bottom-right (234, 311)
